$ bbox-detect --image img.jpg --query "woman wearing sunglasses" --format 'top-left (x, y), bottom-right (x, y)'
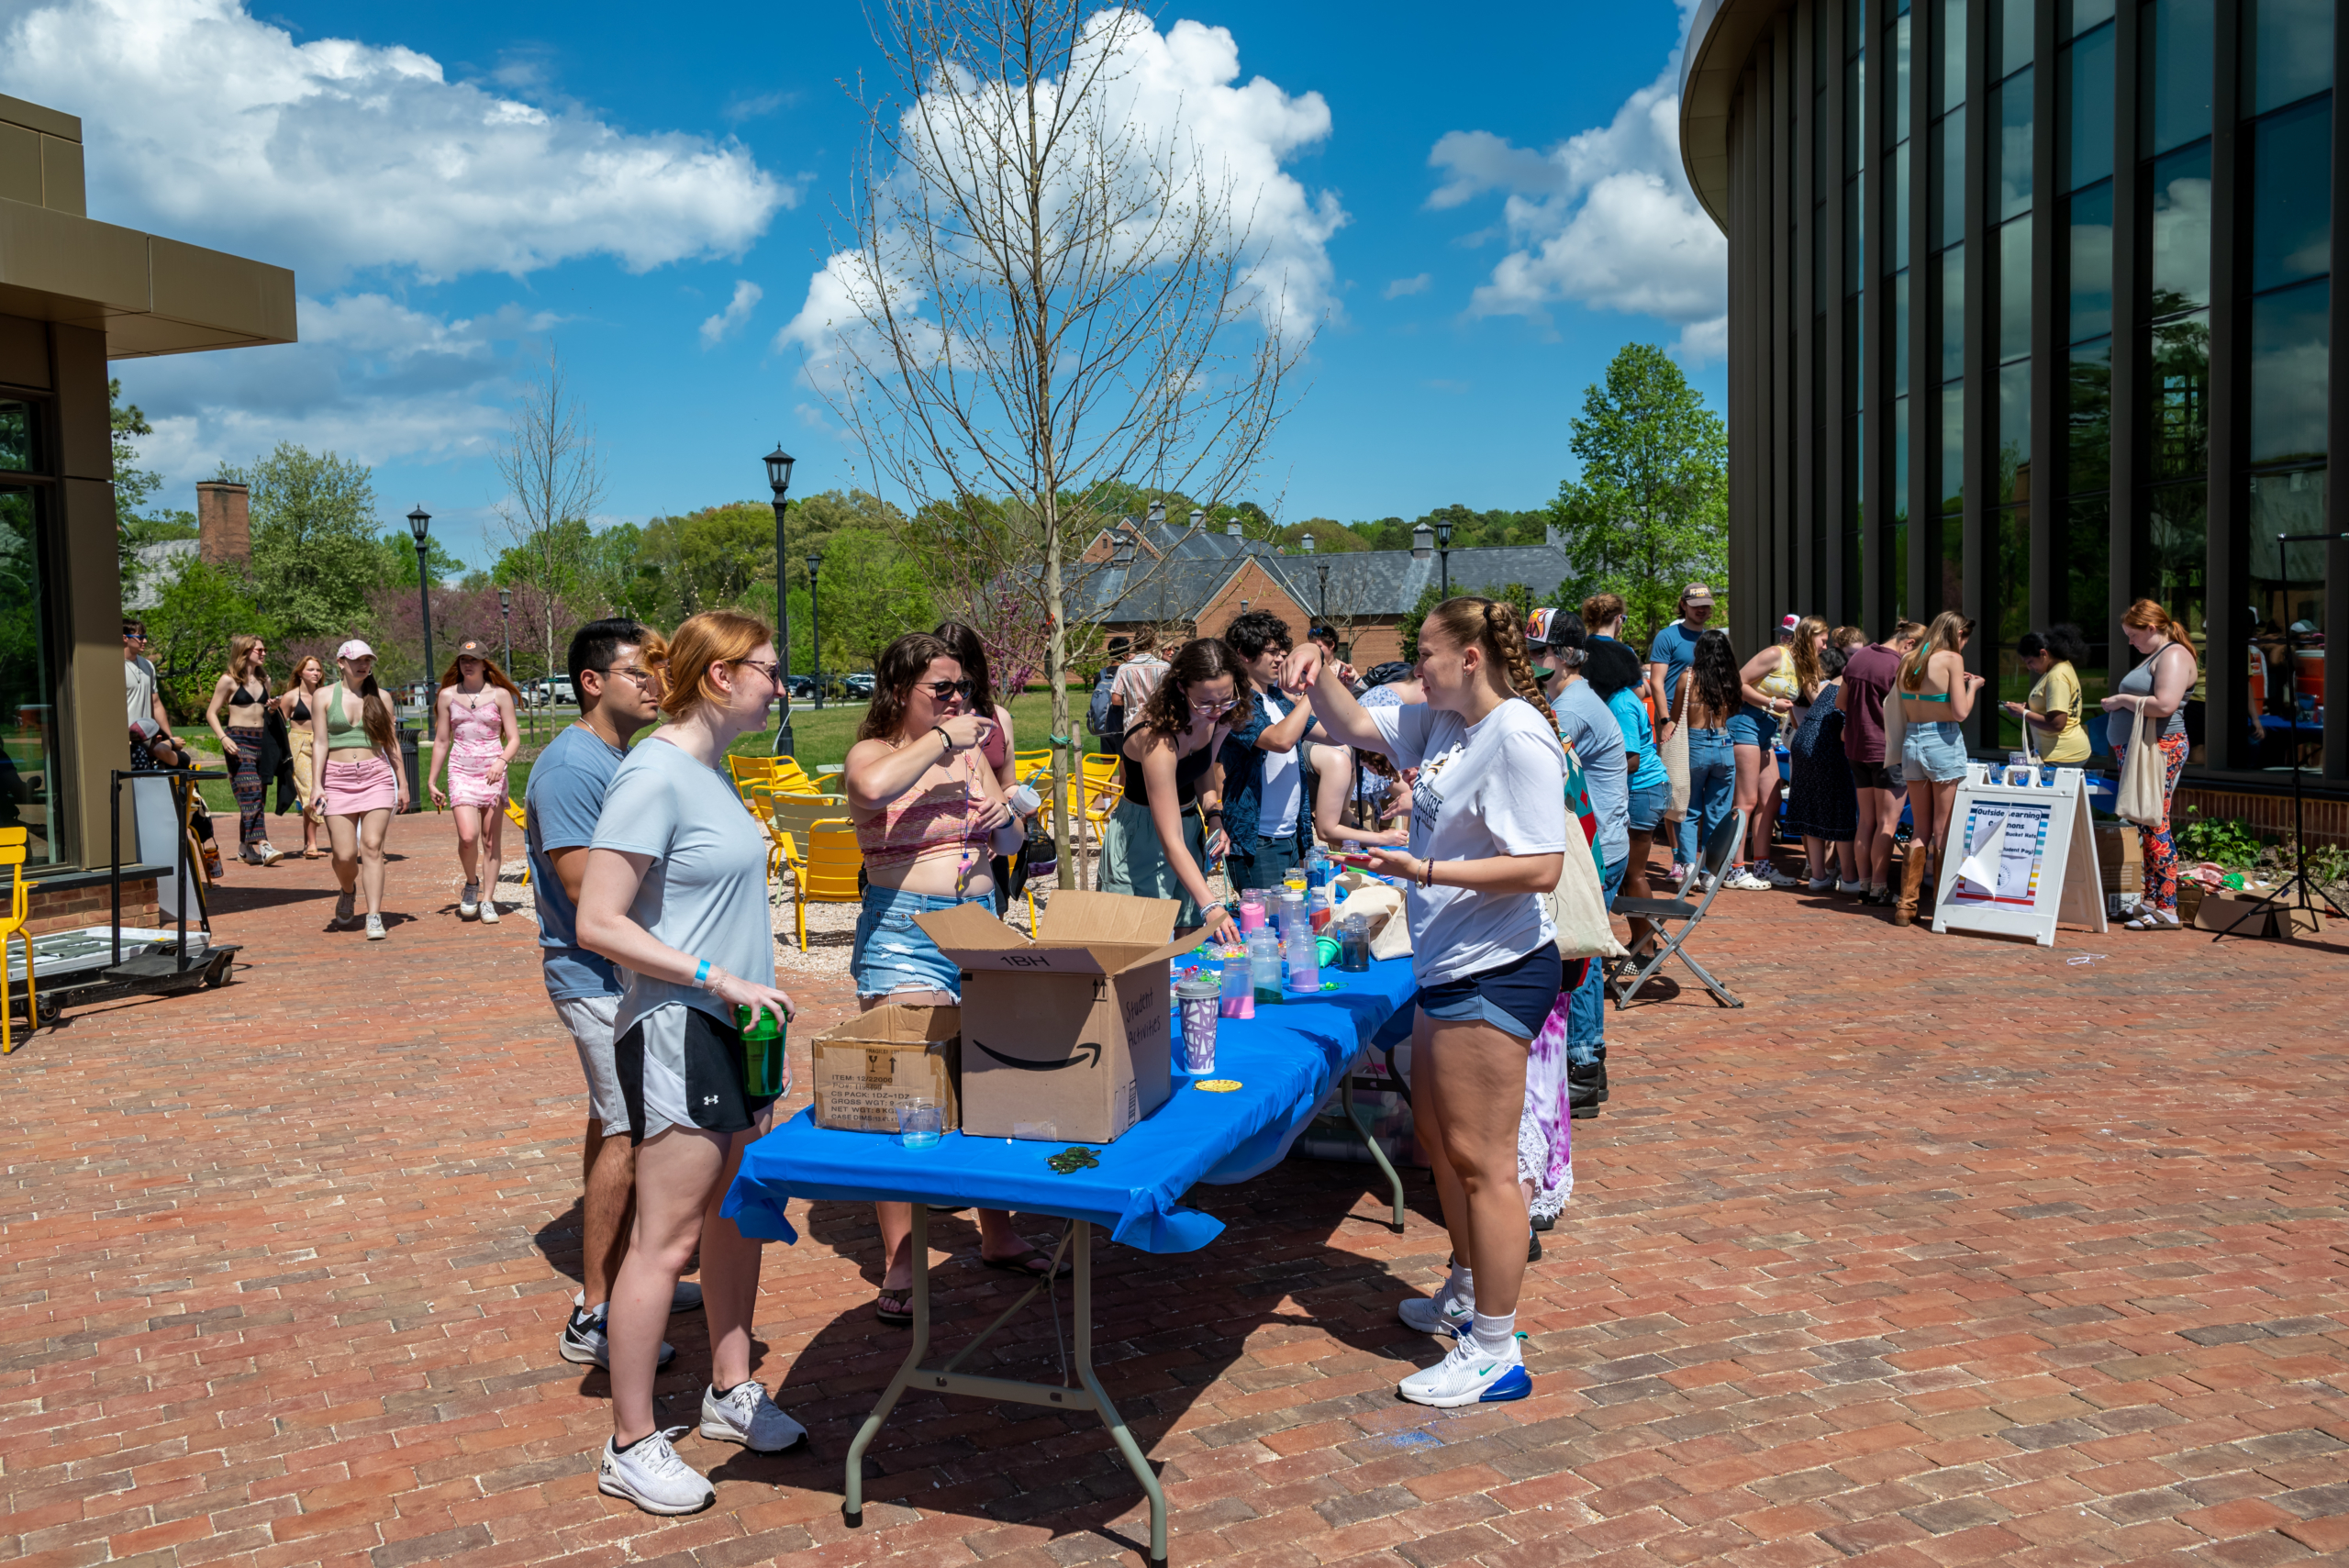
top-left (1101, 637), bottom-right (1246, 942)
top-left (843, 632), bottom-right (1069, 1325)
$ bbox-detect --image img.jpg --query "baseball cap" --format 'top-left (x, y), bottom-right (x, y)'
top-left (1779, 614), bottom-right (1801, 635)
top-left (335, 639), bottom-right (374, 662)
top-left (1681, 583), bottom-right (1715, 606)
top-left (454, 638), bottom-right (488, 659)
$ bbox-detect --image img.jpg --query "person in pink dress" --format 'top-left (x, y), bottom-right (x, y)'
top-left (427, 638), bottom-right (523, 923)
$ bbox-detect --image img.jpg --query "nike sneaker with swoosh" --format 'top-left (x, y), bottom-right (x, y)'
top-left (1397, 1333), bottom-right (1531, 1407)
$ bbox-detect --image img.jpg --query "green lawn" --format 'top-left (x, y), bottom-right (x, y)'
top-left (175, 689), bottom-right (1090, 821)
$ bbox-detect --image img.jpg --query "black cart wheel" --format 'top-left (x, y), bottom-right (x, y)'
top-left (34, 993), bottom-right (60, 1026)
top-left (203, 952), bottom-right (234, 988)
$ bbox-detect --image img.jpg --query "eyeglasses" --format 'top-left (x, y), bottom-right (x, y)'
top-left (918, 679), bottom-right (974, 700)
top-left (1190, 696), bottom-right (1236, 714)
top-left (598, 665), bottom-right (657, 688)
top-left (731, 658), bottom-right (783, 684)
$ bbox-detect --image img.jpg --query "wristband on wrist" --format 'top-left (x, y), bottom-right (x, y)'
top-left (694, 959), bottom-right (712, 987)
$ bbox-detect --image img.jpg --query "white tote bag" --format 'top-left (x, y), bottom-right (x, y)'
top-left (1660, 677), bottom-right (1691, 823)
top-left (2114, 709), bottom-right (2165, 828)
top-left (1544, 838), bottom-right (1629, 962)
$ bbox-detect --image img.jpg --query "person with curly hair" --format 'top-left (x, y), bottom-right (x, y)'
top-left (1100, 638), bottom-right (1248, 940)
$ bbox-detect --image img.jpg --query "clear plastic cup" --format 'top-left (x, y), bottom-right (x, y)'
top-left (897, 1102), bottom-right (942, 1150)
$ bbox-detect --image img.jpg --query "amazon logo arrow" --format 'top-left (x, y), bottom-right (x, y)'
top-left (971, 1039), bottom-right (1103, 1072)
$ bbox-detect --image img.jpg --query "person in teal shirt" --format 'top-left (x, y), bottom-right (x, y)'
top-left (1583, 639), bottom-right (1669, 945)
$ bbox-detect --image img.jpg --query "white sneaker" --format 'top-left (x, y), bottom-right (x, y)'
top-left (1667, 862), bottom-right (1691, 884)
top-left (364, 914), bottom-right (386, 940)
top-left (1397, 1333), bottom-right (1532, 1408)
top-left (1836, 879), bottom-right (1865, 895)
top-left (1397, 1284), bottom-right (1474, 1336)
top-left (333, 890), bottom-right (356, 927)
top-left (1763, 864), bottom-right (1803, 889)
top-left (558, 1305), bottom-right (675, 1368)
top-left (459, 882), bottom-right (480, 917)
top-left (597, 1428), bottom-right (713, 1515)
top-left (699, 1380), bottom-right (807, 1452)
top-left (1805, 876), bottom-right (1836, 893)
top-left (479, 898), bottom-right (500, 924)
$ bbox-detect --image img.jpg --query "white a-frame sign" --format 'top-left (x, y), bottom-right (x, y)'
top-left (1932, 763), bottom-right (2107, 946)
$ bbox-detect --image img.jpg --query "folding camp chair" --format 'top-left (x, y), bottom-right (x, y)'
top-left (1603, 808), bottom-right (1747, 1010)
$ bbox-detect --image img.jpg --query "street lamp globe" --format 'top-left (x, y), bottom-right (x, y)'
top-left (1433, 519), bottom-right (1453, 550)
top-left (406, 504), bottom-right (431, 544)
top-left (764, 447), bottom-right (796, 496)
top-left (1301, 533), bottom-right (1316, 554)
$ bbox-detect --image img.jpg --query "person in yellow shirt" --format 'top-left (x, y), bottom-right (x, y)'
top-left (2005, 626), bottom-right (2094, 764)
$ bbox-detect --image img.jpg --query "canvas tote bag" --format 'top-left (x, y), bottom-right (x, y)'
top-left (2114, 708), bottom-right (2165, 828)
top-left (1660, 674), bottom-right (1690, 823)
top-left (1543, 834), bottom-right (1629, 961)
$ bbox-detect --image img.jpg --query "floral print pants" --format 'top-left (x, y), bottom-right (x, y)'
top-left (2115, 729), bottom-right (2189, 910)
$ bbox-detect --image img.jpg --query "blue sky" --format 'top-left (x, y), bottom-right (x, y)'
top-left (8, 0), bottom-right (1727, 577)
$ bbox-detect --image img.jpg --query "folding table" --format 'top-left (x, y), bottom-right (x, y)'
top-left (723, 956), bottom-right (1419, 1566)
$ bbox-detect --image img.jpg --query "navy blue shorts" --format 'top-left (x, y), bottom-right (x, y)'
top-left (1418, 945), bottom-right (1565, 1041)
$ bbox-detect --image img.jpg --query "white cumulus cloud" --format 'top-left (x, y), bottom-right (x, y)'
top-left (700, 280), bottom-right (763, 347)
top-left (1427, 3), bottom-right (1727, 361)
top-left (115, 293), bottom-right (557, 494)
top-left (0, 0), bottom-right (793, 284)
top-left (777, 13), bottom-right (1343, 380)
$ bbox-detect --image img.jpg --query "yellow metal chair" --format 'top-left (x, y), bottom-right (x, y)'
top-left (785, 820), bottom-right (863, 952)
top-left (769, 758), bottom-right (823, 796)
top-left (727, 754), bottom-right (779, 795)
top-left (504, 797), bottom-right (531, 887)
top-left (1012, 749), bottom-right (1053, 784)
top-left (0, 827), bottom-right (35, 1054)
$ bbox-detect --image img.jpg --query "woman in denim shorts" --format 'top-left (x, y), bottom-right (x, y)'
top-left (843, 633), bottom-right (1069, 1325)
top-left (1892, 612), bottom-right (1986, 925)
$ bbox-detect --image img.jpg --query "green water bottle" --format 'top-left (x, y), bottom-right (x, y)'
top-left (737, 1004), bottom-right (786, 1096)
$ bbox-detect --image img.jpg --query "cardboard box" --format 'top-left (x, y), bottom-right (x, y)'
top-left (2095, 825), bottom-right (2143, 894)
top-left (808, 1005), bottom-right (961, 1133)
top-left (2189, 888), bottom-right (2321, 939)
top-left (916, 890), bottom-right (1190, 1143)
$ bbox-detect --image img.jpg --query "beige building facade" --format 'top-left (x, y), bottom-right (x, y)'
top-left (0, 92), bottom-right (295, 887)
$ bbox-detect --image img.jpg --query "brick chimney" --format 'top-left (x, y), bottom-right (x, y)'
top-left (196, 482), bottom-right (250, 566)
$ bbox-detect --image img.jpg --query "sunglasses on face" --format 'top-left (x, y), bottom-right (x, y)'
top-left (732, 658), bottom-right (784, 684)
top-left (918, 679), bottom-right (974, 700)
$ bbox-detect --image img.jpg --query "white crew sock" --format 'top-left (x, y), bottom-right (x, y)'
top-left (1447, 1265), bottom-right (1474, 1311)
top-left (1471, 1311), bottom-right (1517, 1357)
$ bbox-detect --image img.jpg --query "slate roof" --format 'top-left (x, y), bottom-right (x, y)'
top-left (1068, 518), bottom-right (1572, 623)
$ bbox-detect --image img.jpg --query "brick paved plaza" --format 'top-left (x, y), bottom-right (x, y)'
top-left (4, 817), bottom-right (2345, 1568)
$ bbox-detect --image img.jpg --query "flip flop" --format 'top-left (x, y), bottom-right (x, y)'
top-left (980, 1245), bottom-right (1072, 1280)
top-left (874, 1287), bottom-right (913, 1327)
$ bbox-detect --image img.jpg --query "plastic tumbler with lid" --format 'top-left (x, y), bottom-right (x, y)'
top-left (736, 1004), bottom-right (786, 1096)
top-left (1175, 973), bottom-right (1221, 1073)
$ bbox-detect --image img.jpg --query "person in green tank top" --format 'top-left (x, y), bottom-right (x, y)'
top-left (307, 640), bottom-right (407, 939)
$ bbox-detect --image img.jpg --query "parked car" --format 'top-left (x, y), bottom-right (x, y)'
top-left (783, 674), bottom-right (817, 700)
top-left (521, 677), bottom-right (577, 708)
top-left (841, 673), bottom-right (875, 699)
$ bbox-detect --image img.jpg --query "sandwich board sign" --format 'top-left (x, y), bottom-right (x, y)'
top-left (1932, 762), bottom-right (2106, 947)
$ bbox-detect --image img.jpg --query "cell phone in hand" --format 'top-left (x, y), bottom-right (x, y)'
top-left (1332, 851), bottom-right (1379, 868)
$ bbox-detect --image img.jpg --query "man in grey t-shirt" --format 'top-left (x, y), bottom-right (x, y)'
top-left (525, 618), bottom-right (699, 1369)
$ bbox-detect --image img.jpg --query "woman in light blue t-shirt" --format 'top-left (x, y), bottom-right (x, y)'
top-left (576, 610), bottom-right (805, 1514)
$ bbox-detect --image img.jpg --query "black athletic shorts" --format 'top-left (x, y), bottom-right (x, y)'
top-left (615, 1004), bottom-right (781, 1144)
top-left (1851, 759), bottom-right (1894, 790)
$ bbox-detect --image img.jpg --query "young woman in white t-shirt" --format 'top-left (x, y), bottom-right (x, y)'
top-left (1286, 597), bottom-right (1569, 1409)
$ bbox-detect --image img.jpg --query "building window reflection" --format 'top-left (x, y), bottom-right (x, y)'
top-left (0, 485), bottom-right (65, 868)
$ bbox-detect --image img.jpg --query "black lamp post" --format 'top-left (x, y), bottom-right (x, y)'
top-left (497, 586), bottom-right (512, 675)
top-left (406, 505), bottom-right (434, 704)
top-left (764, 446), bottom-right (797, 754)
top-left (1303, 532), bottom-right (1330, 623)
top-left (1435, 518), bottom-right (1453, 601)
top-left (807, 551), bottom-right (824, 710)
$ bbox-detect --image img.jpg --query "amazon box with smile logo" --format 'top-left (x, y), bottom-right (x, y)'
top-left (916, 891), bottom-right (1189, 1143)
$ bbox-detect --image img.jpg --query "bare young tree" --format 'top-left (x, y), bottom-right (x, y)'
top-left (494, 348), bottom-right (607, 703)
top-left (803, 0), bottom-right (1319, 884)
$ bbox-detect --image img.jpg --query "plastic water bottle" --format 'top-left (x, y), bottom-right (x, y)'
top-left (736, 1005), bottom-right (786, 1096)
top-left (1247, 927), bottom-right (1283, 997)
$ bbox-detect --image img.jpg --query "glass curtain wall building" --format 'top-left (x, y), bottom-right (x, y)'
top-left (1683, 0), bottom-right (2346, 787)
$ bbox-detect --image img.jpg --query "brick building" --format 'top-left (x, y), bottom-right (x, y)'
top-left (1072, 505), bottom-right (1576, 667)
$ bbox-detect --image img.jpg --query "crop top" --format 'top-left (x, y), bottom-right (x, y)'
top-left (326, 684), bottom-right (372, 749)
top-left (855, 745), bottom-right (989, 872)
top-left (1121, 739), bottom-right (1215, 809)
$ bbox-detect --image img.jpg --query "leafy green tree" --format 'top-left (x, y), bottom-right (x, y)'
top-left (220, 443), bottom-right (385, 641)
top-left (635, 502), bottom-right (776, 622)
top-left (808, 527), bottom-right (934, 676)
top-left (375, 530), bottom-right (467, 590)
top-left (110, 381), bottom-right (198, 596)
top-left (141, 561), bottom-right (273, 718)
top-left (1543, 343), bottom-right (1727, 643)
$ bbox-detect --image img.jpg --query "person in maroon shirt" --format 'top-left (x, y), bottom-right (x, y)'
top-left (1837, 621), bottom-right (1924, 904)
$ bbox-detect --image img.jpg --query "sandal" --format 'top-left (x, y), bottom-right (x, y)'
top-left (2123, 908), bottom-right (2182, 931)
top-left (874, 1286), bottom-right (914, 1327)
top-left (980, 1244), bottom-right (1072, 1280)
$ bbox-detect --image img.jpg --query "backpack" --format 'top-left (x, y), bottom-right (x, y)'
top-left (1085, 667), bottom-right (1123, 740)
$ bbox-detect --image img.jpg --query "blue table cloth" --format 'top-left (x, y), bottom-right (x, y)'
top-left (723, 953), bottom-right (1419, 1255)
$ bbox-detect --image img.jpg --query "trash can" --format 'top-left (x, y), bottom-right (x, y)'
top-left (397, 722), bottom-right (424, 812)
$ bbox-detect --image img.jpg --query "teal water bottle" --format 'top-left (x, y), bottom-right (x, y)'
top-left (736, 1004), bottom-right (786, 1096)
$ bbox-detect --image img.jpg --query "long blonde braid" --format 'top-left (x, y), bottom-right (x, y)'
top-left (1427, 596), bottom-right (1558, 730)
